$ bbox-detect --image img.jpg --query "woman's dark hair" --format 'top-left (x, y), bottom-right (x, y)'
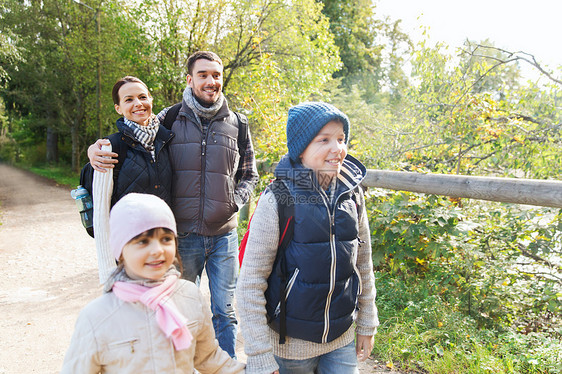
top-left (112, 76), bottom-right (150, 105)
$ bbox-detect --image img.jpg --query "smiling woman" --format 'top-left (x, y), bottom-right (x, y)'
top-left (80, 75), bottom-right (175, 247)
top-left (113, 81), bottom-right (154, 126)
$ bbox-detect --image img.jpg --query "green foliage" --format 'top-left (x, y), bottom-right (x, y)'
top-left (0, 29), bottom-right (21, 87)
top-left (0, 114), bottom-right (40, 164)
top-left (2, 0), bottom-right (343, 168)
top-left (350, 33), bottom-right (562, 373)
top-left (368, 191), bottom-right (462, 271)
top-left (374, 273), bottom-right (562, 373)
top-left (369, 189), bottom-right (561, 323)
top-left (0, 0), bottom-right (139, 169)
top-left (368, 190), bottom-right (561, 373)
top-left (320, 0), bottom-right (381, 78)
top-left (222, 0), bottom-right (341, 161)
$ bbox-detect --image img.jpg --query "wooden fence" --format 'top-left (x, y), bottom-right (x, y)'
top-left (363, 170), bottom-right (562, 209)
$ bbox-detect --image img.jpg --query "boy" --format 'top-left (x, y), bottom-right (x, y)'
top-left (236, 102), bottom-right (379, 374)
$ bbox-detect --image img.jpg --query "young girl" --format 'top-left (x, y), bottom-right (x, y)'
top-left (61, 193), bottom-right (245, 373)
top-left (236, 102), bottom-right (379, 374)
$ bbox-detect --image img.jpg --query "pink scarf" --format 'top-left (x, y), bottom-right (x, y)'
top-left (112, 275), bottom-right (193, 350)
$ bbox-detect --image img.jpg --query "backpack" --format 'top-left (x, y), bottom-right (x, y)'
top-left (238, 180), bottom-right (295, 266)
top-left (79, 132), bottom-right (128, 237)
top-left (238, 180), bottom-right (364, 344)
top-left (238, 179), bottom-right (295, 344)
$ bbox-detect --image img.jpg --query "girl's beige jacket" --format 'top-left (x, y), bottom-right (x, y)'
top-left (61, 279), bottom-right (245, 374)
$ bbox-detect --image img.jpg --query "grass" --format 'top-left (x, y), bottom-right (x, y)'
top-left (372, 273), bottom-right (562, 374)
top-left (26, 164), bottom-right (80, 188)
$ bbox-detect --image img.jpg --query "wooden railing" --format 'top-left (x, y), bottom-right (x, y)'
top-left (363, 170), bottom-right (562, 209)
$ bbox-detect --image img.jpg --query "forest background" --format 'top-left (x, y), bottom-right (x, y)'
top-left (0, 0), bottom-right (560, 372)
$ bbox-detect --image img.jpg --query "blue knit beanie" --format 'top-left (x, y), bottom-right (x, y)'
top-left (286, 102), bottom-right (350, 161)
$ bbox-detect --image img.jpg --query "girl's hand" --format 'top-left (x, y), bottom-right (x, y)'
top-left (356, 334), bottom-right (374, 362)
top-left (88, 139), bottom-right (119, 172)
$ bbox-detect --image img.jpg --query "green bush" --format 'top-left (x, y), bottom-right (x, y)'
top-left (368, 191), bottom-right (561, 373)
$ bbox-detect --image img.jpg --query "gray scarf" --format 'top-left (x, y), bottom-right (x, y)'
top-left (183, 86), bottom-right (225, 126)
top-left (124, 115), bottom-right (159, 160)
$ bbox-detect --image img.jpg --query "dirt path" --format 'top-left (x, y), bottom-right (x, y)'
top-left (0, 163), bottom-right (395, 374)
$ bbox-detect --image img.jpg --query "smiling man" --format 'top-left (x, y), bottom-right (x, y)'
top-left (88, 51), bottom-right (259, 358)
top-left (161, 51), bottom-right (258, 358)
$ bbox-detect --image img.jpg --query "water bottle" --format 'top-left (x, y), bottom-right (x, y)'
top-left (71, 185), bottom-right (94, 233)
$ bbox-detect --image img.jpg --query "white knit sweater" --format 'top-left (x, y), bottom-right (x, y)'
top-left (236, 188), bottom-right (379, 374)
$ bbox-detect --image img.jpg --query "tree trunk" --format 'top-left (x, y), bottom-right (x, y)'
top-left (46, 127), bottom-right (58, 163)
top-left (71, 124), bottom-right (79, 172)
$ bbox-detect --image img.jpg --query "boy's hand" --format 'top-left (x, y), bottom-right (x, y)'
top-left (88, 139), bottom-right (119, 172)
top-left (356, 334), bottom-right (374, 362)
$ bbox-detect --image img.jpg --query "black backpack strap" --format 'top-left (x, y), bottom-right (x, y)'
top-left (233, 112), bottom-right (249, 183)
top-left (162, 103), bottom-right (182, 130)
top-left (106, 132), bottom-right (127, 165)
top-left (79, 162), bottom-right (94, 196)
top-left (78, 132), bottom-right (127, 238)
top-left (106, 132), bottom-right (127, 173)
top-left (270, 179), bottom-right (294, 344)
top-left (233, 111), bottom-right (249, 157)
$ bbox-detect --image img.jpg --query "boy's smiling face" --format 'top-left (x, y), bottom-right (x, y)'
top-left (300, 120), bottom-right (347, 189)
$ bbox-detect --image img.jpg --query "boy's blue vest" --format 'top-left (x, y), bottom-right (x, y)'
top-left (265, 154), bottom-right (366, 344)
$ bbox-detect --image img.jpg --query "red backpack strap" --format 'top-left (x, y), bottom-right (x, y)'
top-left (238, 192), bottom-right (261, 266)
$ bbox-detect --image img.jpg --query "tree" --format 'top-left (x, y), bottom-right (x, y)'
top-left (1, 0), bottom-right (153, 169)
top-left (0, 2), bottom-right (22, 88)
top-left (349, 37), bottom-right (562, 179)
top-left (320, 0), bottom-right (381, 78)
top-left (122, 0), bottom-right (341, 160)
top-left (220, 0), bottom-right (341, 159)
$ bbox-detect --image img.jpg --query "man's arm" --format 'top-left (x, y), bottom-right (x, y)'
top-left (90, 107), bottom-right (171, 172)
top-left (88, 139), bottom-right (118, 172)
top-left (234, 130), bottom-right (259, 209)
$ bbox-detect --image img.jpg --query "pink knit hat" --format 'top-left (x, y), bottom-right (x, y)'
top-left (109, 193), bottom-right (177, 260)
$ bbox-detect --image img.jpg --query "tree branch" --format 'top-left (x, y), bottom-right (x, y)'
top-left (464, 44), bottom-right (562, 86)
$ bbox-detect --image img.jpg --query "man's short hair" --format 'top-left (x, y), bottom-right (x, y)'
top-left (186, 51), bottom-right (223, 76)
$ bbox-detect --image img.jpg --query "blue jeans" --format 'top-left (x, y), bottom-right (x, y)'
top-left (274, 340), bottom-right (358, 374)
top-left (177, 229), bottom-right (239, 358)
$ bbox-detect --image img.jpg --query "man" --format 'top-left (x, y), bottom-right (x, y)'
top-left (88, 51), bottom-right (259, 358)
